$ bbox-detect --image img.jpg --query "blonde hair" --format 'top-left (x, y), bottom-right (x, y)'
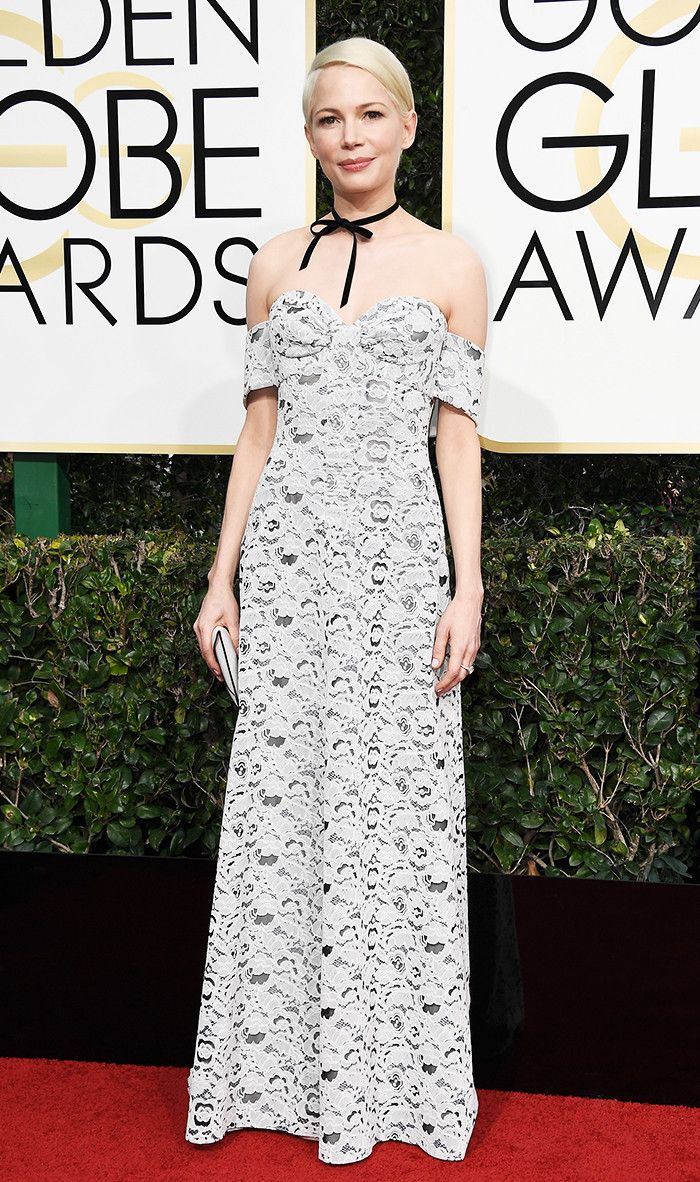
top-left (302, 36), bottom-right (415, 126)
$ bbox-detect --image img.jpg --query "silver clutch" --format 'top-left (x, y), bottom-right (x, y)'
top-left (211, 624), bottom-right (239, 705)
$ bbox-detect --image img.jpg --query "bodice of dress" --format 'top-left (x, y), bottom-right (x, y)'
top-left (239, 288), bottom-right (484, 533)
top-left (242, 289), bottom-right (484, 448)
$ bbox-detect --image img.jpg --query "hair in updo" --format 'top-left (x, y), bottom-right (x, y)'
top-left (302, 36), bottom-right (415, 125)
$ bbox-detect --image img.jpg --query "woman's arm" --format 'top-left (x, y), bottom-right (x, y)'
top-left (431, 242), bottom-right (488, 697)
top-left (205, 400), bottom-right (276, 591)
top-left (194, 247), bottom-right (279, 679)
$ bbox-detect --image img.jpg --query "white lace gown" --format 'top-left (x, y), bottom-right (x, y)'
top-left (185, 288), bottom-right (484, 1164)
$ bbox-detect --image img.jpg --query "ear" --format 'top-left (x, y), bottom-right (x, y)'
top-left (402, 110), bottom-right (418, 150)
top-left (303, 123), bottom-right (316, 157)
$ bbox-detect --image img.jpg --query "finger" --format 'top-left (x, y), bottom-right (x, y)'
top-left (430, 625), bottom-right (449, 672)
top-left (193, 621), bottom-right (212, 669)
top-left (200, 625), bottom-right (227, 681)
top-left (222, 610), bottom-right (241, 655)
top-left (208, 652), bottom-right (225, 680)
top-left (435, 646), bottom-right (471, 694)
top-left (435, 666), bottom-right (460, 694)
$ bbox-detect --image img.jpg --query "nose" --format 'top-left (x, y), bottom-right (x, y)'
top-left (341, 119), bottom-right (364, 148)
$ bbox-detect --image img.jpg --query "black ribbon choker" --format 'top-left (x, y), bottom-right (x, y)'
top-left (299, 198), bottom-right (401, 308)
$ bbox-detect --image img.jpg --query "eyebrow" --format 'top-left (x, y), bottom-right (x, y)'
top-left (314, 101), bottom-right (388, 115)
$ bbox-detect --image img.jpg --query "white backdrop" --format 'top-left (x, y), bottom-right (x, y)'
top-left (0, 0), bottom-right (312, 453)
top-left (444, 0), bottom-right (700, 452)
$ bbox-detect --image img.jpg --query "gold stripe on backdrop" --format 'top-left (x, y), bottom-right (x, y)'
top-left (2, 438), bottom-right (698, 456)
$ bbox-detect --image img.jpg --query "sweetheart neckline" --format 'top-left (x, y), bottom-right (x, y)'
top-left (247, 288), bottom-right (485, 354)
top-left (248, 288), bottom-right (484, 352)
top-left (265, 288), bottom-right (448, 332)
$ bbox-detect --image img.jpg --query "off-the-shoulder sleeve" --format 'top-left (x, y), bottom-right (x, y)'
top-left (428, 329), bottom-right (484, 438)
top-left (243, 320), bottom-right (277, 407)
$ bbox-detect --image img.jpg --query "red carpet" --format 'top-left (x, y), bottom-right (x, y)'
top-left (0, 1057), bottom-right (697, 1181)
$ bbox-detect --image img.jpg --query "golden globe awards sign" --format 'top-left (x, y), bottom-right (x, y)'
top-left (444, 0), bottom-right (700, 452)
top-left (0, 0), bottom-right (311, 453)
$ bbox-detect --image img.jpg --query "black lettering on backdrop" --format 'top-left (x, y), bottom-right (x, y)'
top-left (0, 91), bottom-right (95, 218)
top-left (193, 88), bottom-right (261, 217)
top-left (0, 2), bottom-right (265, 324)
top-left (188, 0), bottom-right (260, 65)
top-left (107, 90), bottom-right (181, 218)
top-left (501, 1), bottom-right (700, 52)
top-left (64, 239), bottom-right (116, 325)
top-left (135, 237), bottom-right (202, 324)
top-left (124, 1), bottom-right (174, 67)
top-left (683, 285), bottom-right (700, 320)
top-left (0, 238), bottom-right (45, 322)
top-left (500, 0), bottom-right (597, 53)
top-left (214, 238), bottom-right (258, 325)
top-left (0, 90), bottom-right (261, 221)
top-left (43, 0), bottom-right (111, 66)
top-left (495, 228), bottom-right (695, 324)
top-left (577, 226), bottom-right (686, 318)
top-left (609, 0), bottom-right (700, 47)
top-left (639, 71), bottom-right (700, 208)
top-left (494, 233), bottom-right (573, 322)
top-left (496, 73), bottom-right (628, 211)
top-left (0, 0), bottom-right (260, 67)
top-left (494, 6), bottom-right (699, 321)
top-left (0, 233), bottom-right (259, 325)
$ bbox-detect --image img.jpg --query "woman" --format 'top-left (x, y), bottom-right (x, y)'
top-left (186, 36), bottom-right (487, 1166)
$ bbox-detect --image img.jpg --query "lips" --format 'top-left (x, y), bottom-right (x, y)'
top-left (339, 158), bottom-right (374, 170)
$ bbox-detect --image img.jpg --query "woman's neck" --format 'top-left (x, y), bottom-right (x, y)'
top-left (327, 193), bottom-right (400, 224)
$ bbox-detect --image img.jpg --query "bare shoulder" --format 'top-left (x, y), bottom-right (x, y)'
top-left (409, 220), bottom-right (481, 269)
top-left (436, 229), bottom-right (484, 274)
top-left (434, 231), bottom-right (488, 349)
top-left (246, 226), bottom-right (309, 327)
top-left (254, 224), bottom-right (310, 263)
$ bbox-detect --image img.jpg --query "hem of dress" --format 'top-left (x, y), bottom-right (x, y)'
top-left (185, 1119), bottom-right (474, 1165)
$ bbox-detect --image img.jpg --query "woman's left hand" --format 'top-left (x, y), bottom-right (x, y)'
top-left (430, 591), bottom-right (482, 696)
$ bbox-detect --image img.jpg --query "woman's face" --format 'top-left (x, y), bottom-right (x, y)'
top-left (304, 64), bottom-right (416, 195)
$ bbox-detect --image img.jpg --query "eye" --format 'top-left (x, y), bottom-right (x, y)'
top-left (317, 110), bottom-right (384, 126)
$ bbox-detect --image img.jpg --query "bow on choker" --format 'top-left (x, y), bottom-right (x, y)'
top-left (298, 199), bottom-right (400, 308)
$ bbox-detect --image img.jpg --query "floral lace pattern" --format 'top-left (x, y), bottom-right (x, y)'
top-left (185, 289), bottom-right (484, 1164)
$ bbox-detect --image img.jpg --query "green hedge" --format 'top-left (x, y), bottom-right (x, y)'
top-left (464, 531), bottom-right (698, 880)
top-left (1, 530), bottom-right (696, 880)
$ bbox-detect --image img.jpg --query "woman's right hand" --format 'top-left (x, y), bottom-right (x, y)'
top-left (193, 582), bottom-right (240, 683)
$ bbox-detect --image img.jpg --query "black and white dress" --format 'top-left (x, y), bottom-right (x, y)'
top-left (185, 287), bottom-right (484, 1164)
